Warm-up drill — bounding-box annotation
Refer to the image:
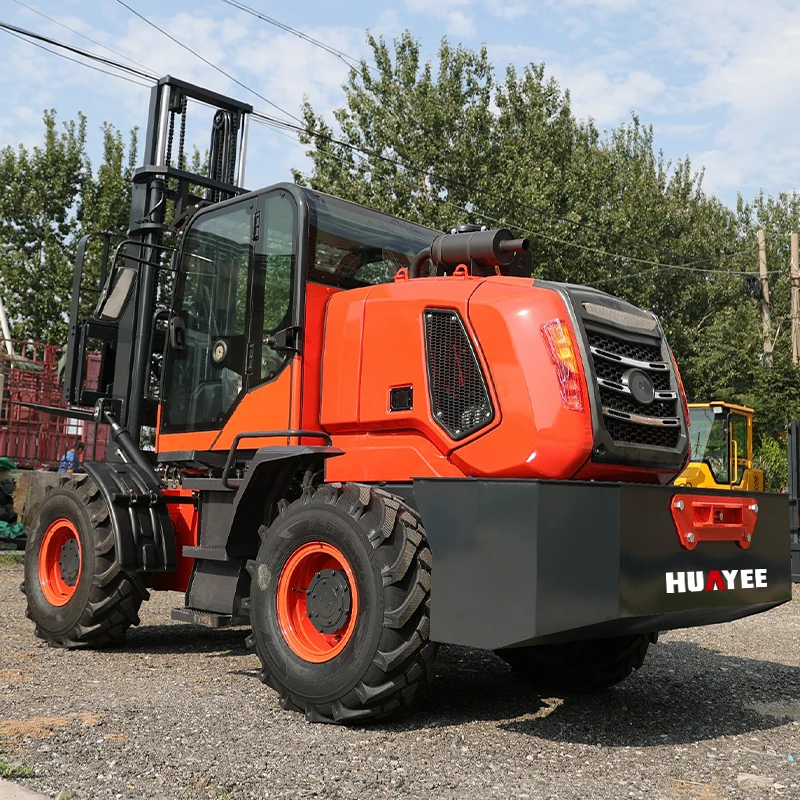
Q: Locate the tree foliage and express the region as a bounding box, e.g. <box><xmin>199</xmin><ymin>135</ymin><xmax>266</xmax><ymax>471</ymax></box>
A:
<box><xmin>0</xmin><ymin>112</ymin><xmax>137</xmax><ymax>344</ymax></box>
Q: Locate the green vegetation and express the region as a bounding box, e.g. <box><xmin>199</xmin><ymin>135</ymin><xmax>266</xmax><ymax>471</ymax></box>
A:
<box><xmin>0</xmin><ymin>735</ymin><xmax>34</xmax><ymax>779</ymax></box>
<box><xmin>0</xmin><ymin>114</ymin><xmax>138</xmax><ymax>344</ymax></box>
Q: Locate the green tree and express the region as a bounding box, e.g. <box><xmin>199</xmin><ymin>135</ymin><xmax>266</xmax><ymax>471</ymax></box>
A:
<box><xmin>0</xmin><ymin>111</ymin><xmax>88</xmax><ymax>343</ymax></box>
<box><xmin>0</xmin><ymin>113</ymin><xmax>137</xmax><ymax>344</ymax></box>
<box><xmin>293</xmin><ymin>32</ymin><xmax>494</xmax><ymax>231</ymax></box>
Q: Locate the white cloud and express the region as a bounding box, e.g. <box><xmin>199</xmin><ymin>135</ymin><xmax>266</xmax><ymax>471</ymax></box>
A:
<box><xmin>404</xmin><ymin>0</ymin><xmax>476</xmax><ymax>38</ymax></box>
<box><xmin>485</xmin><ymin>0</ymin><xmax>530</xmax><ymax>21</ymax></box>
<box><xmin>566</xmin><ymin>68</ymin><xmax>665</xmax><ymax>125</ymax></box>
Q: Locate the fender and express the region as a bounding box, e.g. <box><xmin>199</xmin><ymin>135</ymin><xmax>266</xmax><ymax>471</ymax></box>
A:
<box><xmin>82</xmin><ymin>461</ymin><xmax>176</xmax><ymax>572</ymax></box>
<box><xmin>225</xmin><ymin>445</ymin><xmax>343</xmax><ymax>559</ymax></box>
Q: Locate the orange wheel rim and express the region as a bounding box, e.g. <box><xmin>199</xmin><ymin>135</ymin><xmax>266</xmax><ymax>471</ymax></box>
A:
<box><xmin>276</xmin><ymin>542</ymin><xmax>359</xmax><ymax>663</ymax></box>
<box><xmin>38</xmin><ymin>518</ymin><xmax>82</xmax><ymax>607</ymax></box>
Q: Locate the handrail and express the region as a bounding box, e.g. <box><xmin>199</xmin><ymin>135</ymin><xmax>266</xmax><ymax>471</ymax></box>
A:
<box><xmin>221</xmin><ymin>430</ymin><xmax>333</xmax><ymax>489</ymax></box>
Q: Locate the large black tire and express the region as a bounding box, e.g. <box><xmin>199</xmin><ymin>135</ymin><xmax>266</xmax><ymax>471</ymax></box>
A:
<box><xmin>496</xmin><ymin>634</ymin><xmax>654</xmax><ymax>694</ymax></box>
<box><xmin>22</xmin><ymin>475</ymin><xmax>148</xmax><ymax>648</ymax></box>
<box><xmin>247</xmin><ymin>483</ymin><xmax>434</xmax><ymax>723</ymax></box>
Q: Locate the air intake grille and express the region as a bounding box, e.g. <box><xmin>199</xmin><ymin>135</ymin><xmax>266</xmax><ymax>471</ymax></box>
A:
<box><xmin>587</xmin><ymin>329</ymin><xmax>681</xmax><ymax>449</ymax></box>
<box><xmin>425</xmin><ymin>310</ymin><xmax>493</xmax><ymax>440</ymax></box>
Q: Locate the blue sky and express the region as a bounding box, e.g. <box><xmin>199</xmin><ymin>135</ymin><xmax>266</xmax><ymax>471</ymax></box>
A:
<box><xmin>1</xmin><ymin>0</ymin><xmax>797</xmax><ymax>209</ymax></box>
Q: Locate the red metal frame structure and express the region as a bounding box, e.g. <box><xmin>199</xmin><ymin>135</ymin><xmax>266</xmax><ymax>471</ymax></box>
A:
<box><xmin>0</xmin><ymin>339</ymin><xmax>107</xmax><ymax>468</ymax></box>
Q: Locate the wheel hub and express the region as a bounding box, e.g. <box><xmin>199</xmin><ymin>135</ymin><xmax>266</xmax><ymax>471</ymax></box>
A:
<box><xmin>59</xmin><ymin>538</ymin><xmax>80</xmax><ymax>586</ymax></box>
<box><xmin>305</xmin><ymin>569</ymin><xmax>351</xmax><ymax>634</ymax></box>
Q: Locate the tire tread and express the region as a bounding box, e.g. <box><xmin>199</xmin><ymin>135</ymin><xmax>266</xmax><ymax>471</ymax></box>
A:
<box><xmin>248</xmin><ymin>483</ymin><xmax>434</xmax><ymax>723</ymax></box>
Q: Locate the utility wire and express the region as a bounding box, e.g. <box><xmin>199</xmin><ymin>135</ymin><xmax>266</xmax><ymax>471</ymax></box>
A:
<box><xmin>10</xmin><ymin>0</ymin><xmax>158</xmax><ymax>77</ymax></box>
<box><xmin>0</xmin><ymin>20</ymin><xmax>155</xmax><ymax>81</ymax></box>
<box><xmin>13</xmin><ymin>5</ymin><xmax>754</xmax><ymax>272</ymax></box>
<box><xmin>255</xmin><ymin>116</ymin><xmax>761</xmax><ymax>279</ymax></box>
<box><xmin>257</xmin><ymin>109</ymin><xmax>762</xmax><ymax>276</ymax></box>
<box><xmin>0</xmin><ymin>26</ymin><xmax>153</xmax><ymax>87</ymax></box>
<box><xmin>219</xmin><ymin>0</ymin><xmax>371</xmax><ymax>73</ymax></box>
<box><xmin>113</xmin><ymin>0</ymin><xmax>304</xmax><ymax>125</ymax></box>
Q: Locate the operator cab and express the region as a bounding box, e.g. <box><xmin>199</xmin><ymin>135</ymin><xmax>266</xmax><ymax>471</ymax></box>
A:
<box><xmin>159</xmin><ymin>185</ymin><xmax>440</xmax><ymax>443</ymax></box>
<box><xmin>674</xmin><ymin>401</ymin><xmax>763</xmax><ymax>491</ymax></box>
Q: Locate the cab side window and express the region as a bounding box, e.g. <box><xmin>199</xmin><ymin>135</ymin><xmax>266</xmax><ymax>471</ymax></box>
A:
<box><xmin>252</xmin><ymin>193</ymin><xmax>296</xmax><ymax>383</ymax></box>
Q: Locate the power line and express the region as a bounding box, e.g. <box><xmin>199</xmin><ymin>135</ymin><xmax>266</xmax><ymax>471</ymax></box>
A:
<box><xmin>0</xmin><ymin>20</ymin><xmax>155</xmax><ymax>81</ymax></box>
<box><xmin>256</xmin><ymin>108</ymin><xmax>762</xmax><ymax>276</ymax></box>
<box><xmin>0</xmin><ymin>26</ymin><xmax>153</xmax><ymax>88</ymax></box>
<box><xmin>10</xmin><ymin>0</ymin><xmax>158</xmax><ymax>77</ymax></box>
<box><xmin>17</xmin><ymin>4</ymin><xmax>748</xmax><ymax>273</ymax></box>
<box><xmin>113</xmin><ymin>0</ymin><xmax>304</xmax><ymax>125</ymax></box>
<box><xmin>219</xmin><ymin>0</ymin><xmax>371</xmax><ymax>73</ymax></box>
<box><xmin>255</xmin><ymin>116</ymin><xmax>759</xmax><ymax>280</ymax></box>
<box><xmin>225</xmin><ymin>6</ymin><xmax>740</xmax><ymax>268</ymax></box>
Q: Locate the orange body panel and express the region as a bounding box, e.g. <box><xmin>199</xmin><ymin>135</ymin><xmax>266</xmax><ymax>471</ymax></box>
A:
<box><xmin>158</xmin><ymin>273</ymin><xmax>678</xmax><ymax>485</ymax></box>
<box><xmin>319</xmin><ymin>292</ymin><xmax>367</xmax><ymax>431</ymax></box>
<box><xmin>152</xmin><ymin>489</ymin><xmax>198</xmax><ymax>592</ymax></box>
<box><xmin>324</xmin><ymin>432</ymin><xmax>466</xmax><ymax>482</ymax></box>
<box><xmin>450</xmin><ymin>280</ymin><xmax>592</xmax><ymax>479</ymax></box>
<box><xmin>321</xmin><ymin>275</ymin><xmax>600</xmax><ymax>481</ymax></box>
<box><xmin>212</xmin><ymin>366</ymin><xmax>295</xmax><ymax>450</ymax></box>
<box><xmin>159</xmin><ymin>429</ymin><xmax>217</xmax><ymax>455</ymax></box>
<box><xmin>300</xmin><ymin>283</ymin><xmax>341</xmax><ymax>436</ymax></box>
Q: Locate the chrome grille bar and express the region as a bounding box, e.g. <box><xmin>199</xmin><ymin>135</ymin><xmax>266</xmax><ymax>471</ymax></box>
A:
<box><xmin>590</xmin><ymin>345</ymin><xmax>669</xmax><ymax>372</ymax></box>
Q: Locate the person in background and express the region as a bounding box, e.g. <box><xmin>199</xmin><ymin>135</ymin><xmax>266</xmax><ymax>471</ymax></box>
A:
<box><xmin>0</xmin><ymin>457</ymin><xmax>17</xmax><ymax>524</ymax></box>
<box><xmin>58</xmin><ymin>440</ymin><xmax>85</xmax><ymax>473</ymax></box>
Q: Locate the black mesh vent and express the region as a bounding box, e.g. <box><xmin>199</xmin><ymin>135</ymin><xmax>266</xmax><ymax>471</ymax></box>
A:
<box><xmin>425</xmin><ymin>309</ymin><xmax>493</xmax><ymax>440</ymax></box>
<box><xmin>604</xmin><ymin>417</ymin><xmax>681</xmax><ymax>448</ymax></box>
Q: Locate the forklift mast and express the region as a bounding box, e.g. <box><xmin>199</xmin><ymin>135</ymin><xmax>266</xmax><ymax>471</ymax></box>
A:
<box><xmin>63</xmin><ymin>76</ymin><xmax>253</xmax><ymax>448</ymax></box>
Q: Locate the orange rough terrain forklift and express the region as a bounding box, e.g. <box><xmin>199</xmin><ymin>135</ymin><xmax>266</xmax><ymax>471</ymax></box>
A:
<box><xmin>23</xmin><ymin>77</ymin><xmax>791</xmax><ymax>723</ymax></box>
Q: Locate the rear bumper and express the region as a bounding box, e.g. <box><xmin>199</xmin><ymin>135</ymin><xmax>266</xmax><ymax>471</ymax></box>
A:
<box><xmin>412</xmin><ymin>479</ymin><xmax>791</xmax><ymax>650</ymax></box>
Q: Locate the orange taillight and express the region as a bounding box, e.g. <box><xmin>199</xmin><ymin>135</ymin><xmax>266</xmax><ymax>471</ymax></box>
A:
<box><xmin>541</xmin><ymin>319</ymin><xmax>585</xmax><ymax>412</ymax></box>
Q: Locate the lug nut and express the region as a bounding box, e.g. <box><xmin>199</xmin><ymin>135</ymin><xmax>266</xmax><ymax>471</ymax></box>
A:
<box><xmin>686</xmin><ymin>532</ymin><xmax>695</xmax><ymax>544</ymax></box>
<box><xmin>749</xmin><ymin>503</ymin><xmax>759</xmax><ymax>513</ymax></box>
<box><xmin>675</xmin><ymin>500</ymin><xmax>684</xmax><ymax>511</ymax></box>
<box><xmin>745</xmin><ymin>533</ymin><xmax>752</xmax><ymax>542</ymax></box>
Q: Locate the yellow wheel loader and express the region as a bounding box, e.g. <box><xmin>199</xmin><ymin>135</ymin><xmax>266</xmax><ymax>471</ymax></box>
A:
<box><xmin>675</xmin><ymin>402</ymin><xmax>763</xmax><ymax>491</ymax></box>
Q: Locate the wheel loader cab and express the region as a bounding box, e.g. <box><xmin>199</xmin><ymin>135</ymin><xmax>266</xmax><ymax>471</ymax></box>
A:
<box><xmin>674</xmin><ymin>402</ymin><xmax>763</xmax><ymax>491</ymax></box>
<box><xmin>160</xmin><ymin>192</ymin><xmax>295</xmax><ymax>442</ymax></box>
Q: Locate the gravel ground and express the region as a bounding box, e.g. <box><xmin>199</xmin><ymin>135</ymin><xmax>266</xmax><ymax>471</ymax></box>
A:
<box><xmin>1</xmin><ymin>560</ymin><xmax>798</xmax><ymax>800</ymax></box>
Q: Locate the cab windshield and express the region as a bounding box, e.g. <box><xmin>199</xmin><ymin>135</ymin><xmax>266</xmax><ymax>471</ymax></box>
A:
<box><xmin>303</xmin><ymin>189</ymin><xmax>438</xmax><ymax>287</ymax></box>
<box><xmin>689</xmin><ymin>407</ymin><xmax>728</xmax><ymax>484</ymax></box>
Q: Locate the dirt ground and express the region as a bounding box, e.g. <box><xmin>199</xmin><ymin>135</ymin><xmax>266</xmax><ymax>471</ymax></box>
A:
<box><xmin>0</xmin><ymin>560</ymin><xmax>798</xmax><ymax>800</ymax></box>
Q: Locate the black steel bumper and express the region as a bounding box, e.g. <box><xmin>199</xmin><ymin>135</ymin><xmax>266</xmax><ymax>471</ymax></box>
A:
<box><xmin>412</xmin><ymin>479</ymin><xmax>791</xmax><ymax>650</ymax></box>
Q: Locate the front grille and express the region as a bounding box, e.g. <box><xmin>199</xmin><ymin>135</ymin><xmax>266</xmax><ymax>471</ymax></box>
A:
<box><xmin>587</xmin><ymin>329</ymin><xmax>681</xmax><ymax>449</ymax></box>
<box><xmin>593</xmin><ymin>355</ymin><xmax>671</xmax><ymax>390</ymax></box>
<box><xmin>425</xmin><ymin>309</ymin><xmax>493</xmax><ymax>440</ymax></box>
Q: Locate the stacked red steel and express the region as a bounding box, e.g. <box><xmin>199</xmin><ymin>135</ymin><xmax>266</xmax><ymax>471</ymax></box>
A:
<box><xmin>0</xmin><ymin>340</ymin><xmax>107</xmax><ymax>468</ymax></box>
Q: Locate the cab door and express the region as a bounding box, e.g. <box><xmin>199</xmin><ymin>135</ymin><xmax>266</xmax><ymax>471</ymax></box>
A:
<box><xmin>729</xmin><ymin>410</ymin><xmax>763</xmax><ymax>491</ymax></box>
<box><xmin>158</xmin><ymin>191</ymin><xmax>299</xmax><ymax>454</ymax></box>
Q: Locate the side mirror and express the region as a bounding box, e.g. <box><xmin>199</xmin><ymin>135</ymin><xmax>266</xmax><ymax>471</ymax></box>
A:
<box><xmin>168</xmin><ymin>315</ymin><xmax>186</xmax><ymax>352</ymax></box>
